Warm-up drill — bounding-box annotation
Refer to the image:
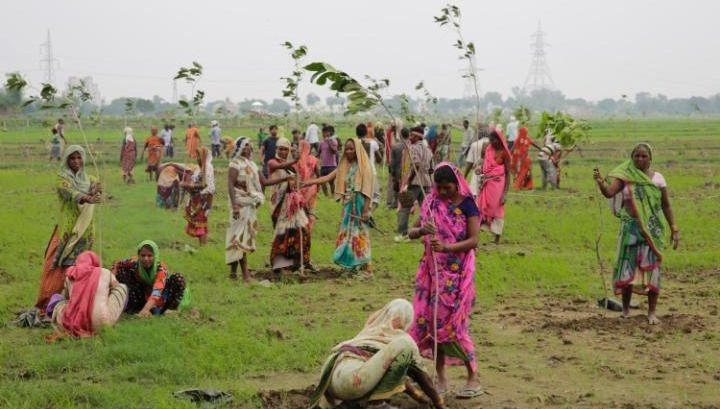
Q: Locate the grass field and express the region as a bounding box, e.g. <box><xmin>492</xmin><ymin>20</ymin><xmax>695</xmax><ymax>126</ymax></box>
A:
<box><xmin>1</xmin><ymin>118</ymin><xmax>719</xmax><ymax>408</ymax></box>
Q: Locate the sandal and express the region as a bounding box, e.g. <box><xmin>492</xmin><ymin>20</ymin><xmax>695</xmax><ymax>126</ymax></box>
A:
<box><xmin>456</xmin><ymin>386</ymin><xmax>485</xmax><ymax>399</ymax></box>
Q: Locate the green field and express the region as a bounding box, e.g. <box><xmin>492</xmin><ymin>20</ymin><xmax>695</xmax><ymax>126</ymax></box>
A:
<box><xmin>1</xmin><ymin>118</ymin><xmax>719</xmax><ymax>408</ymax></box>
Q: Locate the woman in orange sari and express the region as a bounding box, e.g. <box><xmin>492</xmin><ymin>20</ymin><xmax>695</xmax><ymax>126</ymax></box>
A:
<box><xmin>295</xmin><ymin>139</ymin><xmax>320</xmax><ymax>230</ymax></box>
<box><xmin>141</xmin><ymin>127</ymin><xmax>164</xmax><ymax>181</ymax></box>
<box><xmin>185</xmin><ymin>122</ymin><xmax>201</xmax><ymax>159</ymax></box>
<box><xmin>510</xmin><ymin>126</ymin><xmax>534</xmax><ymax>191</ymax></box>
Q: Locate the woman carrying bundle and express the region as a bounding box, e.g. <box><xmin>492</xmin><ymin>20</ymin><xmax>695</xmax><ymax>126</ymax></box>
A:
<box><xmin>408</xmin><ymin>162</ymin><xmax>482</xmax><ymax>399</ymax></box>
<box><xmin>593</xmin><ymin>143</ymin><xmax>679</xmax><ymax>324</ymax></box>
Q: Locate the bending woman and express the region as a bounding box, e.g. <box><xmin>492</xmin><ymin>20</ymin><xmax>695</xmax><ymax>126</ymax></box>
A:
<box><xmin>36</xmin><ymin>145</ymin><xmax>103</xmax><ymax>312</ymax></box>
<box><xmin>309</xmin><ymin>299</ymin><xmax>446</xmax><ymax>409</ymax></box>
<box><xmin>50</xmin><ymin>251</ymin><xmax>128</xmax><ymax>337</ymax></box>
<box><xmin>302</xmin><ymin>138</ymin><xmax>374</xmax><ymax>272</ymax></box>
<box><xmin>112</xmin><ymin>240</ymin><xmax>187</xmax><ymax>317</ymax></box>
<box><xmin>408</xmin><ymin>162</ymin><xmax>482</xmax><ymax>399</ymax></box>
<box><xmin>593</xmin><ymin>143</ymin><xmax>679</xmax><ymax>325</ymax></box>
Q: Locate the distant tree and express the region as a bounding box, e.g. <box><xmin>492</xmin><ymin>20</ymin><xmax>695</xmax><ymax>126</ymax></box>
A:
<box><xmin>134</xmin><ymin>98</ymin><xmax>155</xmax><ymax>114</ymax></box>
<box><xmin>267</xmin><ymin>98</ymin><xmax>291</xmax><ymax>114</ymax></box>
<box><xmin>306</xmin><ymin>92</ymin><xmax>321</xmax><ymax>106</ymax></box>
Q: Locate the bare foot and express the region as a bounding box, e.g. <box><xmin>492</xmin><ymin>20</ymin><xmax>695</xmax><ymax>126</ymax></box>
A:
<box><xmin>648</xmin><ymin>314</ymin><xmax>660</xmax><ymax>325</ymax></box>
<box><xmin>435</xmin><ymin>377</ymin><xmax>448</xmax><ymax>394</ymax></box>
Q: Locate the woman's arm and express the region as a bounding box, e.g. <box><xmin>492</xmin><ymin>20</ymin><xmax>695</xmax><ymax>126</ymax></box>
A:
<box><xmin>660</xmin><ymin>187</ymin><xmax>679</xmax><ymax>249</ymax></box>
<box><xmin>407</xmin><ymin>366</ymin><xmax>446</xmax><ymax>409</ymax></box>
<box><xmin>303</xmin><ymin>169</ymin><xmax>337</xmax><ymax>187</ymax></box>
<box><xmin>593</xmin><ymin>168</ymin><xmax>624</xmax><ymax>198</ymax></box>
<box><xmin>271</xmin><ymin>158</ymin><xmax>299</xmax><ymax>171</ymax></box>
<box><xmin>259</xmin><ymin>172</ymin><xmax>292</xmax><ymax>187</ymax></box>
<box><xmin>409</xmin><ymin>218</ymin><xmax>436</xmax><ymax>240</ymax></box>
<box><xmin>502</xmin><ymin>155</ymin><xmax>510</xmax><ymax>203</ymax></box>
<box><xmin>433</xmin><ymin>215</ymin><xmax>480</xmax><ymax>253</ymax></box>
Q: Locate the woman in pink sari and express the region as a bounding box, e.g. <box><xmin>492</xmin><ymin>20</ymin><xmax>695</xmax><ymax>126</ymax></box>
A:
<box><xmin>476</xmin><ymin>129</ymin><xmax>511</xmax><ymax>244</ymax></box>
<box><xmin>294</xmin><ymin>139</ymin><xmax>320</xmax><ymax>230</ymax></box>
<box><xmin>408</xmin><ymin>162</ymin><xmax>482</xmax><ymax>399</ymax></box>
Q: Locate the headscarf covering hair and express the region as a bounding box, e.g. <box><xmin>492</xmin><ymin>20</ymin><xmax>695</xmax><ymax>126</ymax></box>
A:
<box><xmin>631</xmin><ymin>143</ymin><xmax>653</xmax><ymax>160</ymax></box>
<box><xmin>136</xmin><ymin>240</ymin><xmax>160</xmax><ymax>286</ymax></box>
<box><xmin>331</xmin><ymin>298</ymin><xmax>418</xmax><ymax>353</ymax></box>
<box><xmin>62</xmin><ymin>251</ymin><xmax>102</xmax><ymax>337</ymax></box>
<box><xmin>231</xmin><ymin>137</ymin><xmax>250</xmax><ymax>161</ymax></box>
<box><xmin>490</xmin><ymin>127</ymin><xmax>511</xmax><ymax>158</ymax></box>
<box><xmin>275</xmin><ymin>137</ymin><xmax>291</xmax><ymax>160</ymax></box>
<box><xmin>334</xmin><ymin>137</ymin><xmax>374</xmax><ymax>200</ymax></box>
<box><xmin>123</xmin><ymin>127</ymin><xmax>134</xmax><ymax>143</ymax></box>
<box><xmin>60</xmin><ymin>145</ymin><xmax>92</xmax><ymax>194</ymax></box>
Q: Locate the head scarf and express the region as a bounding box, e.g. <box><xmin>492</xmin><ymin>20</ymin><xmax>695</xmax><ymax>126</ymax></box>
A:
<box><xmin>275</xmin><ymin>137</ymin><xmax>291</xmax><ymax>160</ymax></box>
<box><xmin>490</xmin><ymin>127</ymin><xmax>511</xmax><ymax>158</ymax></box>
<box><xmin>60</xmin><ymin>145</ymin><xmax>92</xmax><ymax>194</ymax></box>
<box><xmin>123</xmin><ymin>127</ymin><xmax>134</xmax><ymax>143</ymax></box>
<box><xmin>332</xmin><ymin>298</ymin><xmax>418</xmax><ymax>353</ymax></box>
<box><xmin>231</xmin><ymin>137</ymin><xmax>251</xmax><ymax>161</ymax></box>
<box><xmin>136</xmin><ymin>240</ymin><xmax>160</xmax><ymax>286</ymax></box>
<box><xmin>631</xmin><ymin>143</ymin><xmax>653</xmax><ymax>160</ymax></box>
<box><xmin>334</xmin><ymin>137</ymin><xmax>374</xmax><ymax>200</ymax></box>
<box><xmin>422</xmin><ymin>162</ymin><xmax>473</xmax><ymax>222</ymax></box>
<box><xmin>62</xmin><ymin>251</ymin><xmax>102</xmax><ymax>337</ymax></box>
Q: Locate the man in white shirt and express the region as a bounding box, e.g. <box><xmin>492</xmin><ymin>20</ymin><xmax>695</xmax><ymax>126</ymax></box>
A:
<box><xmin>537</xmin><ymin>129</ymin><xmax>561</xmax><ymax>189</ymax></box>
<box><xmin>209</xmin><ymin>120</ymin><xmax>222</xmax><ymax>158</ymax></box>
<box><xmin>457</xmin><ymin>119</ymin><xmax>475</xmax><ymax>165</ymax></box>
<box><xmin>305</xmin><ymin>121</ymin><xmax>320</xmax><ymax>154</ymax></box>
<box><xmin>506</xmin><ymin>116</ymin><xmax>519</xmax><ymax>150</ymax></box>
<box><xmin>161</xmin><ymin>124</ymin><xmax>174</xmax><ymax>158</ymax></box>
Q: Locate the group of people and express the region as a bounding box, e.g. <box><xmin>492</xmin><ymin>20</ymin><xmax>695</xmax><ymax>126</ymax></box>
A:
<box><xmin>30</xmin><ymin>117</ymin><xmax>680</xmax><ymax>408</ymax></box>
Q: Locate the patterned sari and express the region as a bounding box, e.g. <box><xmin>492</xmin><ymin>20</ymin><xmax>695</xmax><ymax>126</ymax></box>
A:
<box><xmin>156</xmin><ymin>163</ymin><xmax>195</xmax><ymax>209</ymax></box>
<box><xmin>184</xmin><ymin>149</ymin><xmax>214</xmax><ymax>238</ymax></box>
<box><xmin>410</xmin><ymin>162</ymin><xmax>478</xmax><ymax>372</ymax></box>
<box><xmin>609</xmin><ymin>160</ymin><xmax>666</xmax><ymax>295</ymax></box>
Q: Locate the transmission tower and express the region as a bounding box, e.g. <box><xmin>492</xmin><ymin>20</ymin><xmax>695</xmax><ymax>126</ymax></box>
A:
<box><xmin>458</xmin><ymin>55</ymin><xmax>484</xmax><ymax>99</ymax></box>
<box><xmin>523</xmin><ymin>21</ymin><xmax>555</xmax><ymax>92</ymax></box>
<box><xmin>40</xmin><ymin>30</ymin><xmax>59</xmax><ymax>86</ymax></box>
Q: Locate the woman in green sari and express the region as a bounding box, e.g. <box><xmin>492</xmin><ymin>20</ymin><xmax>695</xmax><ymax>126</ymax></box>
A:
<box><xmin>593</xmin><ymin>143</ymin><xmax>679</xmax><ymax>324</ymax></box>
<box><xmin>36</xmin><ymin>145</ymin><xmax>103</xmax><ymax>312</ymax></box>
<box><xmin>309</xmin><ymin>299</ymin><xmax>445</xmax><ymax>409</ymax></box>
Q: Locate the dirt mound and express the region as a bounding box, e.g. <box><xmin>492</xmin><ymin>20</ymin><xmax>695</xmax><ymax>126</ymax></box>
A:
<box><xmin>540</xmin><ymin>313</ymin><xmax>705</xmax><ymax>335</ymax></box>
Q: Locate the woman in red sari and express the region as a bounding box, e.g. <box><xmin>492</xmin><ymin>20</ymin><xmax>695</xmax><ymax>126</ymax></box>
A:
<box><xmin>510</xmin><ymin>126</ymin><xmax>534</xmax><ymax>190</ymax></box>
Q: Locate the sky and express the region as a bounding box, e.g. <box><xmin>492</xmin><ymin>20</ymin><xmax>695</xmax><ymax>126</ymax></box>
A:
<box><xmin>1</xmin><ymin>0</ymin><xmax>719</xmax><ymax>104</ymax></box>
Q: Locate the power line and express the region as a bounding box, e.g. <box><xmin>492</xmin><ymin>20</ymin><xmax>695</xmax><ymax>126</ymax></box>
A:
<box><xmin>39</xmin><ymin>30</ymin><xmax>59</xmax><ymax>86</ymax></box>
<box><xmin>523</xmin><ymin>21</ymin><xmax>555</xmax><ymax>92</ymax></box>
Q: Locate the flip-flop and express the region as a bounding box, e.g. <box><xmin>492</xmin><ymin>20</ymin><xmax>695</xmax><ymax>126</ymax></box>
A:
<box><xmin>456</xmin><ymin>386</ymin><xmax>485</xmax><ymax>399</ymax></box>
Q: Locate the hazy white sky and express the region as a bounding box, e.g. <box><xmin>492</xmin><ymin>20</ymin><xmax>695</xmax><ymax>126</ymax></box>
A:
<box><xmin>1</xmin><ymin>0</ymin><xmax>719</xmax><ymax>103</ymax></box>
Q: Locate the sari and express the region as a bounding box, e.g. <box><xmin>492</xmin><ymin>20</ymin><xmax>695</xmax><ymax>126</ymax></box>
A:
<box><xmin>310</xmin><ymin>299</ymin><xmax>426</xmax><ymax>408</ymax></box>
<box><xmin>477</xmin><ymin>130</ymin><xmax>510</xmax><ymax>235</ymax></box>
<box><xmin>185</xmin><ymin>126</ymin><xmax>201</xmax><ymax>159</ymax></box>
<box><xmin>410</xmin><ymin>162</ymin><xmax>478</xmax><ymax>373</ymax></box>
<box><xmin>608</xmin><ymin>157</ymin><xmax>666</xmax><ymax>295</ymax></box>
<box><xmin>333</xmin><ymin>138</ymin><xmax>373</xmax><ymax>269</ymax></box>
<box><xmin>120</xmin><ymin>128</ymin><xmax>136</xmax><ymax>176</ymax></box>
<box><xmin>185</xmin><ymin>148</ymin><xmax>215</xmax><ymax>238</ymax></box>
<box><xmin>36</xmin><ymin>145</ymin><xmax>96</xmax><ymax>311</ymax></box>
<box><xmin>269</xmin><ymin>138</ymin><xmax>311</xmax><ymax>269</ymax></box>
<box><xmin>226</xmin><ymin>138</ymin><xmax>265</xmax><ymax>264</ymax></box>
<box><xmin>295</xmin><ymin>139</ymin><xmax>319</xmax><ymax>229</ymax></box>
<box><xmin>510</xmin><ymin>127</ymin><xmax>534</xmax><ymax>190</ymax></box>
<box><xmin>145</xmin><ymin>133</ymin><xmax>164</xmax><ymax>170</ymax></box>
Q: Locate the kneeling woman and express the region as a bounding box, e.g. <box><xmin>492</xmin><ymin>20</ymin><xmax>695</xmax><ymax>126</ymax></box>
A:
<box><xmin>50</xmin><ymin>251</ymin><xmax>128</xmax><ymax>337</ymax></box>
<box><xmin>309</xmin><ymin>299</ymin><xmax>446</xmax><ymax>409</ymax></box>
<box><xmin>112</xmin><ymin>240</ymin><xmax>187</xmax><ymax>317</ymax></box>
